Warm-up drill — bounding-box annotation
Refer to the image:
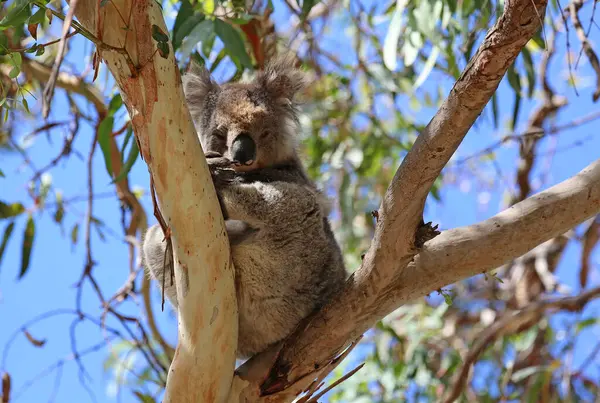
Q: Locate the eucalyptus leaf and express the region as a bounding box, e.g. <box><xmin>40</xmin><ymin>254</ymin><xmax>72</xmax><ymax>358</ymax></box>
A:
<box><xmin>383</xmin><ymin>0</ymin><xmax>407</xmax><ymax>71</ymax></box>
<box><xmin>111</xmin><ymin>140</ymin><xmax>139</xmax><ymax>184</ymax></box>
<box><xmin>0</xmin><ymin>1</ymin><xmax>32</xmax><ymax>30</ymax></box>
<box><xmin>98</xmin><ymin>116</ymin><xmax>114</xmax><ymax>179</ymax></box>
<box><xmin>19</xmin><ymin>214</ymin><xmax>35</xmax><ymax>279</ymax></box>
<box><xmin>413</xmin><ymin>46</ymin><xmax>440</xmax><ymax>90</ymax></box>
<box><xmin>0</xmin><ymin>221</ymin><xmax>15</xmax><ymax>269</ymax></box>
<box><xmin>214</xmin><ymin>19</ymin><xmax>252</xmax><ymax>68</ymax></box>
<box><xmin>0</xmin><ymin>202</ymin><xmax>25</xmax><ymax>219</ymax></box>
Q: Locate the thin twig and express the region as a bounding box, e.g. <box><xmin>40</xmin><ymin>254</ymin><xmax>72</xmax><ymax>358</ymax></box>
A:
<box><xmin>452</xmin><ymin>110</ymin><xmax>600</xmax><ymax>166</ymax></box>
<box><xmin>306</xmin><ymin>363</ymin><xmax>365</xmax><ymax>403</ymax></box>
<box><xmin>42</xmin><ymin>0</ymin><xmax>79</xmax><ymax>118</ymax></box>
<box><xmin>443</xmin><ymin>287</ymin><xmax>600</xmax><ymax>403</ymax></box>
<box><xmin>569</xmin><ymin>0</ymin><xmax>600</xmax><ymax>101</ymax></box>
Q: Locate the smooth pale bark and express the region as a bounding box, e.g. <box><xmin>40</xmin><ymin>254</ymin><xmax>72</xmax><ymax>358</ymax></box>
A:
<box><xmin>72</xmin><ymin>1</ymin><xmax>237</xmax><ymax>402</ymax></box>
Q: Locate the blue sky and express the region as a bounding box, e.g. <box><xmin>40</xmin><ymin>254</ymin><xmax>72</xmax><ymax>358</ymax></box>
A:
<box><xmin>1</xmin><ymin>0</ymin><xmax>599</xmax><ymax>402</ymax></box>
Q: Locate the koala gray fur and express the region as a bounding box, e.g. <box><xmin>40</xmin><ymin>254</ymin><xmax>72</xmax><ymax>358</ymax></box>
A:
<box><xmin>141</xmin><ymin>57</ymin><xmax>347</xmax><ymax>359</ymax></box>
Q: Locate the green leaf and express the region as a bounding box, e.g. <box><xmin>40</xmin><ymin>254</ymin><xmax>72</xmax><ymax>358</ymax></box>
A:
<box><xmin>157</xmin><ymin>41</ymin><xmax>170</xmax><ymax>58</ymax></box>
<box><xmin>214</xmin><ymin>19</ymin><xmax>252</xmax><ymax>68</ymax></box>
<box><xmin>35</xmin><ymin>46</ymin><xmax>45</xmax><ymax>56</ymax></box>
<box><xmin>0</xmin><ymin>168</ymin><xmax>4</xmax><ymax>177</ymax></box>
<box><xmin>53</xmin><ymin>205</ymin><xmax>64</xmax><ymax>224</ymax></box>
<box><xmin>0</xmin><ymin>1</ymin><xmax>32</xmax><ymax>30</ymax></box>
<box><xmin>111</xmin><ymin>139</ymin><xmax>139</xmax><ymax>184</ymax></box>
<box><xmin>203</xmin><ymin>0</ymin><xmax>215</xmax><ymax>14</ymax></box>
<box><xmin>151</xmin><ymin>24</ymin><xmax>169</xmax><ymax>43</ymax></box>
<box><xmin>511</xmin><ymin>92</ymin><xmax>521</xmax><ymax>131</ymax></box>
<box><xmin>521</xmin><ymin>47</ymin><xmax>536</xmax><ymax>98</ymax></box>
<box><xmin>22</xmin><ymin>97</ymin><xmax>29</xmax><ymax>113</ymax></box>
<box><xmin>172</xmin><ymin>0</ymin><xmax>192</xmax><ymax>36</ymax></box>
<box><xmin>24</xmin><ymin>44</ymin><xmax>38</xmax><ymax>53</ymax></box>
<box><xmin>180</xmin><ymin>19</ymin><xmax>214</xmax><ymax>60</ymax></box>
<box><xmin>100</xmin><ymin>0</ymin><xmax>109</xmax><ymax>6</ymax></box>
<box><xmin>0</xmin><ymin>221</ymin><xmax>15</xmax><ymax>269</ymax></box>
<box><xmin>93</xmin><ymin>219</ymin><xmax>106</xmax><ymax>242</ymax></box>
<box><xmin>447</xmin><ymin>0</ymin><xmax>457</xmax><ymax>13</ymax></box>
<box><xmin>511</xmin><ymin>366</ymin><xmax>545</xmax><ymax>382</ymax></box>
<box><xmin>8</xmin><ymin>66</ymin><xmax>20</xmax><ymax>79</ymax></box>
<box><xmin>108</xmin><ymin>93</ymin><xmax>123</xmax><ymax>115</ymax></box>
<box><xmin>172</xmin><ymin>0</ymin><xmax>205</xmax><ymax>50</ymax></box>
<box><xmin>174</xmin><ymin>14</ymin><xmax>206</xmax><ymax>51</ymax></box>
<box><xmin>383</xmin><ymin>0</ymin><xmax>406</xmax><ymax>71</ymax></box>
<box><xmin>228</xmin><ymin>16</ymin><xmax>253</xmax><ymax>25</ymax></box>
<box><xmin>12</xmin><ymin>52</ymin><xmax>22</xmax><ymax>67</ymax></box>
<box><xmin>576</xmin><ymin>317</ymin><xmax>599</xmax><ymax>333</ymax></box>
<box><xmin>507</xmin><ymin>66</ymin><xmax>522</xmax><ymax>130</ymax></box>
<box><xmin>98</xmin><ymin>116</ymin><xmax>114</xmax><ymax>179</ymax></box>
<box><xmin>19</xmin><ymin>214</ymin><xmax>35</xmax><ymax>279</ymax></box>
<box><xmin>71</xmin><ymin>223</ymin><xmax>79</xmax><ymax>247</ymax></box>
<box><xmin>301</xmin><ymin>0</ymin><xmax>317</xmax><ymax>19</ymax></box>
<box><xmin>491</xmin><ymin>92</ymin><xmax>499</xmax><ymax>129</ymax></box>
<box><xmin>0</xmin><ymin>201</ymin><xmax>25</xmax><ymax>219</ymax></box>
<box><xmin>506</xmin><ymin>65</ymin><xmax>521</xmax><ymax>93</ymax></box>
<box><xmin>28</xmin><ymin>6</ymin><xmax>46</xmax><ymax>24</ymax></box>
<box><xmin>53</xmin><ymin>191</ymin><xmax>64</xmax><ymax>224</ymax></box>
<box><xmin>403</xmin><ymin>38</ymin><xmax>419</xmax><ymax>68</ymax></box>
<box><xmin>531</xmin><ymin>28</ymin><xmax>545</xmax><ymax>49</ymax></box>
<box><xmin>120</xmin><ymin>126</ymin><xmax>134</xmax><ymax>157</ymax></box>
<box><xmin>413</xmin><ymin>46</ymin><xmax>440</xmax><ymax>90</ymax></box>
<box><xmin>133</xmin><ymin>391</ymin><xmax>156</xmax><ymax>403</ymax></box>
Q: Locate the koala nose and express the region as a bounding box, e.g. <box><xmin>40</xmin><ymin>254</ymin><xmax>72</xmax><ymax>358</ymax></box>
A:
<box><xmin>231</xmin><ymin>133</ymin><xmax>256</xmax><ymax>166</ymax></box>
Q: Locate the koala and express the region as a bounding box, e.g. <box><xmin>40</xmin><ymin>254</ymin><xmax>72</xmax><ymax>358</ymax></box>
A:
<box><xmin>142</xmin><ymin>57</ymin><xmax>347</xmax><ymax>359</ymax></box>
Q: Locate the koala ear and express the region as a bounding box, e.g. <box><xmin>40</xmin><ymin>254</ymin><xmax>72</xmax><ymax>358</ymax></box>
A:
<box><xmin>256</xmin><ymin>56</ymin><xmax>307</xmax><ymax>105</ymax></box>
<box><xmin>182</xmin><ymin>61</ymin><xmax>219</xmax><ymax>108</ymax></box>
<box><xmin>182</xmin><ymin>61</ymin><xmax>219</xmax><ymax>126</ymax></box>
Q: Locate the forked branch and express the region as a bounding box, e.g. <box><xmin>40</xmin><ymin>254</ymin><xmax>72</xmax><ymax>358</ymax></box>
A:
<box><xmin>233</xmin><ymin>0</ymin><xmax>554</xmax><ymax>399</ymax></box>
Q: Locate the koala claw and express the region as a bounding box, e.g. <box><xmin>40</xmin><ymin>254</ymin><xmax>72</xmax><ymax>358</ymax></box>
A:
<box><xmin>211</xmin><ymin>166</ymin><xmax>236</xmax><ymax>188</ymax></box>
<box><xmin>204</xmin><ymin>151</ymin><xmax>222</xmax><ymax>159</ymax></box>
<box><xmin>207</xmin><ymin>156</ymin><xmax>233</xmax><ymax>169</ymax></box>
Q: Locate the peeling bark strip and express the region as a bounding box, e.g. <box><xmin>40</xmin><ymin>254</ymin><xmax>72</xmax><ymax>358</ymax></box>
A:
<box><xmin>233</xmin><ymin>0</ymin><xmax>549</xmax><ymax>399</ymax></box>
<box><xmin>72</xmin><ymin>1</ymin><xmax>238</xmax><ymax>402</ymax></box>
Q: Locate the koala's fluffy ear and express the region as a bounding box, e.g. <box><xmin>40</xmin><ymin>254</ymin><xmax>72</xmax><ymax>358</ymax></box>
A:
<box><xmin>256</xmin><ymin>56</ymin><xmax>307</xmax><ymax>106</ymax></box>
<box><xmin>182</xmin><ymin>61</ymin><xmax>219</xmax><ymax>122</ymax></box>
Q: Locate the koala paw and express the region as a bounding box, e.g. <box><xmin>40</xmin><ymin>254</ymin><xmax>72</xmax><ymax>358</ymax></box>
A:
<box><xmin>206</xmin><ymin>153</ymin><xmax>233</xmax><ymax>168</ymax></box>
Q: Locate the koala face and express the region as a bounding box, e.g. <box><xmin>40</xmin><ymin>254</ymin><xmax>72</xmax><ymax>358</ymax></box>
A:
<box><xmin>183</xmin><ymin>57</ymin><xmax>307</xmax><ymax>172</ymax></box>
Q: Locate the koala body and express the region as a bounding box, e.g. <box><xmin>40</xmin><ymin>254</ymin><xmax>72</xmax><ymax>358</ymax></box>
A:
<box><xmin>142</xmin><ymin>58</ymin><xmax>347</xmax><ymax>359</ymax></box>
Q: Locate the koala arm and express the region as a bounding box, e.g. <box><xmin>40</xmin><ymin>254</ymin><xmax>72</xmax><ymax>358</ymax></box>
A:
<box><xmin>142</xmin><ymin>218</ymin><xmax>256</xmax><ymax>311</ymax></box>
<box><xmin>233</xmin><ymin>165</ymin><xmax>310</xmax><ymax>186</ymax></box>
<box><xmin>218</xmin><ymin>180</ymin><xmax>323</xmax><ymax>230</ymax></box>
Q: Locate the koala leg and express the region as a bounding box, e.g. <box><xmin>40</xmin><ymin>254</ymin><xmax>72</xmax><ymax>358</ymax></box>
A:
<box><xmin>142</xmin><ymin>224</ymin><xmax>179</xmax><ymax>310</ymax></box>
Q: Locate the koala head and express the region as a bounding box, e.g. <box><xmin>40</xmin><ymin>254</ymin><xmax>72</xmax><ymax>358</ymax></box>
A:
<box><xmin>182</xmin><ymin>57</ymin><xmax>307</xmax><ymax>172</ymax></box>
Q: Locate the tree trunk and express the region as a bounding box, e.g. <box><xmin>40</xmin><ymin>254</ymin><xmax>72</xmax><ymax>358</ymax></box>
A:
<box><xmin>72</xmin><ymin>1</ymin><xmax>238</xmax><ymax>402</ymax></box>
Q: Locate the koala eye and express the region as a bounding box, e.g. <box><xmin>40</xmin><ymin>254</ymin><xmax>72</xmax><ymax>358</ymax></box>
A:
<box><xmin>260</xmin><ymin>130</ymin><xmax>272</xmax><ymax>139</ymax></box>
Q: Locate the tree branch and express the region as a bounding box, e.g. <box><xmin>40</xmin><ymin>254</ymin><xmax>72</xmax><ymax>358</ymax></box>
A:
<box><xmin>443</xmin><ymin>286</ymin><xmax>600</xmax><ymax>403</ymax></box>
<box><xmin>232</xmin><ymin>0</ymin><xmax>550</xmax><ymax>399</ymax></box>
